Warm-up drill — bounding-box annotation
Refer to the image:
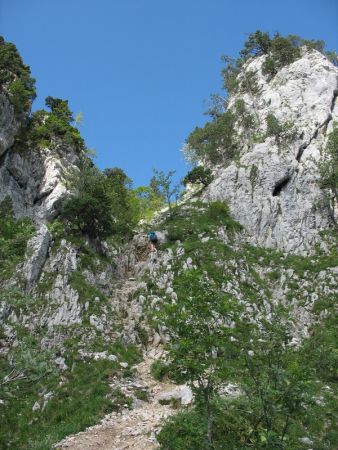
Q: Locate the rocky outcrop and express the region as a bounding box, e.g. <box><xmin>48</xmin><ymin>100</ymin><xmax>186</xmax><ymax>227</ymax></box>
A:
<box><xmin>204</xmin><ymin>49</ymin><xmax>338</xmax><ymax>253</ymax></box>
<box><xmin>22</xmin><ymin>224</ymin><xmax>51</xmax><ymax>291</ymax></box>
<box><xmin>0</xmin><ymin>92</ymin><xmax>21</xmax><ymax>156</ymax></box>
<box><xmin>0</xmin><ymin>144</ymin><xmax>80</xmax><ymax>221</ymax></box>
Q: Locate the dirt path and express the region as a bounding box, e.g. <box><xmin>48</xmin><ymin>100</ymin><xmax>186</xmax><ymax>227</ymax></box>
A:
<box><xmin>55</xmin><ymin>352</ymin><xmax>180</xmax><ymax>450</ymax></box>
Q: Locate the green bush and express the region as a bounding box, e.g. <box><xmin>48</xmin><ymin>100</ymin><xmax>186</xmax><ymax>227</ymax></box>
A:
<box><xmin>28</xmin><ymin>97</ymin><xmax>85</xmax><ymax>153</ymax></box>
<box><xmin>158</xmin><ymin>409</ymin><xmax>210</xmax><ymax>450</ymax></box>
<box><xmin>265</xmin><ymin>113</ymin><xmax>297</xmax><ymax>145</ymax></box>
<box><xmin>186</xmin><ymin>111</ymin><xmax>237</xmax><ymax>165</ymax></box>
<box><xmin>150</xmin><ymin>360</ymin><xmax>171</xmax><ymax>381</ymax></box>
<box><xmin>234</xmin><ymin>99</ymin><xmax>256</xmax><ymax>131</ymax></box>
<box><xmin>0</xmin><ymin>36</ymin><xmax>36</xmax><ymax>115</ymax></box>
<box><xmin>60</xmin><ymin>164</ymin><xmax>135</xmax><ymax>240</ymax></box>
<box><xmin>183</xmin><ymin>166</ymin><xmax>213</xmax><ymax>187</ymax></box>
<box><xmin>262</xmin><ymin>34</ymin><xmax>301</xmax><ymax>77</ymax></box>
<box><xmin>0</xmin><ymin>197</ymin><xmax>34</xmax><ymax>281</ymax></box>
<box><xmin>164</xmin><ymin>201</ymin><xmax>241</xmax><ymax>244</ymax></box>
<box><xmin>221</xmin><ymin>56</ymin><xmax>242</xmax><ymax>95</ymax></box>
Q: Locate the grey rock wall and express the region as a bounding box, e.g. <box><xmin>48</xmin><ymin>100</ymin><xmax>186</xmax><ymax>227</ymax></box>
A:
<box><xmin>203</xmin><ymin>50</ymin><xmax>338</xmax><ymax>253</ymax></box>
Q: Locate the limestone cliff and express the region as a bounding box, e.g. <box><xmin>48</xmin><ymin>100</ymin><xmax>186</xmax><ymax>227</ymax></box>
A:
<box><xmin>203</xmin><ymin>49</ymin><xmax>338</xmax><ymax>253</ymax></box>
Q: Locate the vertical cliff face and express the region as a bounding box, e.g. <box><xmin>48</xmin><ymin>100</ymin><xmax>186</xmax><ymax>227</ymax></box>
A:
<box><xmin>203</xmin><ymin>49</ymin><xmax>338</xmax><ymax>253</ymax></box>
<box><xmin>0</xmin><ymin>92</ymin><xmax>22</xmax><ymax>156</ymax></box>
<box><xmin>0</xmin><ymin>131</ymin><xmax>81</xmax><ymax>222</ymax></box>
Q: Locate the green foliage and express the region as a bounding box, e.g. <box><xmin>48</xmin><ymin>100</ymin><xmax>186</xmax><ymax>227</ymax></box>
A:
<box><xmin>0</xmin><ymin>197</ymin><xmax>35</xmax><ymax>281</ymax></box>
<box><xmin>164</xmin><ymin>201</ymin><xmax>241</xmax><ymax>244</ymax></box>
<box><xmin>150</xmin><ymin>169</ymin><xmax>181</xmax><ymax>214</ymax></box>
<box><xmin>150</xmin><ymin>360</ymin><xmax>171</xmax><ymax>381</ymax></box>
<box><xmin>45</xmin><ymin>96</ymin><xmax>74</xmax><ymax>122</ymax></box>
<box><xmin>0</xmin><ymin>323</ymin><xmax>141</xmax><ymax>450</ymax></box>
<box><xmin>186</xmin><ymin>31</ymin><xmax>335</xmax><ymax>167</ymax></box>
<box><xmin>0</xmin><ymin>36</ymin><xmax>36</xmax><ymax>115</ymax></box>
<box><xmin>320</xmin><ymin>122</ymin><xmax>338</xmax><ymax>223</ymax></box>
<box><xmin>28</xmin><ymin>97</ymin><xmax>85</xmax><ymax>153</ymax></box>
<box><xmin>240</xmin><ymin>31</ymin><xmax>329</xmax><ymax>78</ymax></box>
<box><xmin>240</xmin><ymin>30</ymin><xmax>272</xmax><ymax>58</ymax></box>
<box><xmin>265</xmin><ymin>113</ymin><xmax>297</xmax><ymax>145</ymax></box>
<box><xmin>326</xmin><ymin>51</ymin><xmax>338</xmax><ymax>67</ymax></box>
<box><xmin>152</xmin><ymin>212</ymin><xmax>338</xmax><ymax>449</ymax></box>
<box><xmin>220</xmin><ymin>56</ymin><xmax>242</xmax><ymax>95</ymax></box>
<box><xmin>0</xmin><ymin>358</ymin><xmax>118</xmax><ymax>449</ymax></box>
<box><xmin>183</xmin><ymin>166</ymin><xmax>213</xmax><ymax>187</ymax></box>
<box><xmin>158</xmin><ymin>409</ymin><xmax>210</xmax><ymax>450</ymax></box>
<box><xmin>60</xmin><ymin>164</ymin><xmax>135</xmax><ymax>240</ymax></box>
<box><xmin>130</xmin><ymin>185</ymin><xmax>164</xmax><ymax>222</ymax></box>
<box><xmin>158</xmin><ymin>298</ymin><xmax>337</xmax><ymax>449</ymax></box>
<box><xmin>234</xmin><ymin>99</ymin><xmax>256</xmax><ymax>131</ymax></box>
<box><xmin>186</xmin><ymin>111</ymin><xmax>237</xmax><ymax>165</ymax></box>
<box><xmin>262</xmin><ymin>34</ymin><xmax>301</xmax><ymax>77</ymax></box>
<box><xmin>204</xmin><ymin>93</ymin><xmax>228</xmax><ymax>119</ymax></box>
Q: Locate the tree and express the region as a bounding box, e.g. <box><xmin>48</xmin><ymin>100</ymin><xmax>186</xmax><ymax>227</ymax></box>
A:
<box><xmin>130</xmin><ymin>185</ymin><xmax>164</xmax><ymax>222</ymax></box>
<box><xmin>28</xmin><ymin>97</ymin><xmax>85</xmax><ymax>153</ymax></box>
<box><xmin>61</xmin><ymin>166</ymin><xmax>115</xmax><ymax>239</ymax></box>
<box><xmin>159</xmin><ymin>269</ymin><xmax>246</xmax><ymax>444</ymax></box>
<box><xmin>240</xmin><ymin>30</ymin><xmax>271</xmax><ymax>58</ymax></box>
<box><xmin>186</xmin><ymin>111</ymin><xmax>237</xmax><ymax>165</ymax></box>
<box><xmin>183</xmin><ymin>166</ymin><xmax>213</xmax><ymax>188</ymax></box>
<box><xmin>221</xmin><ymin>56</ymin><xmax>241</xmax><ymax>95</ymax></box>
<box><xmin>0</xmin><ymin>36</ymin><xmax>36</xmax><ymax>114</ymax></box>
<box><xmin>151</xmin><ymin>169</ymin><xmax>181</xmax><ymax>215</ymax></box>
<box><xmin>262</xmin><ymin>34</ymin><xmax>301</xmax><ymax>77</ymax></box>
<box><xmin>265</xmin><ymin>113</ymin><xmax>297</xmax><ymax>145</ymax></box>
<box><xmin>45</xmin><ymin>96</ymin><xmax>74</xmax><ymax>123</ymax></box>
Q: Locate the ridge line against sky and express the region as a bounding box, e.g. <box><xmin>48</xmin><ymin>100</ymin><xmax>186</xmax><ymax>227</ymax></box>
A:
<box><xmin>1</xmin><ymin>0</ymin><xmax>337</xmax><ymax>186</ymax></box>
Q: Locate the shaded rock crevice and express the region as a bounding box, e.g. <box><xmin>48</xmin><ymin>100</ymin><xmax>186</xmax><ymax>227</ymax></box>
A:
<box><xmin>272</xmin><ymin>174</ymin><xmax>292</xmax><ymax>197</ymax></box>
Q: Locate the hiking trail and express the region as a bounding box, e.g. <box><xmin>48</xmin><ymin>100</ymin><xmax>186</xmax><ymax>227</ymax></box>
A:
<box><xmin>55</xmin><ymin>352</ymin><xmax>180</xmax><ymax>450</ymax></box>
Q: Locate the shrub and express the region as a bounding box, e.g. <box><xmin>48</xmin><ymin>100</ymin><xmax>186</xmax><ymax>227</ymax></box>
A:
<box><xmin>130</xmin><ymin>185</ymin><xmax>164</xmax><ymax>222</ymax></box>
<box><xmin>158</xmin><ymin>409</ymin><xmax>210</xmax><ymax>450</ymax></box>
<box><xmin>234</xmin><ymin>99</ymin><xmax>256</xmax><ymax>131</ymax></box>
<box><xmin>186</xmin><ymin>111</ymin><xmax>237</xmax><ymax>165</ymax></box>
<box><xmin>150</xmin><ymin>360</ymin><xmax>171</xmax><ymax>381</ymax></box>
<box><xmin>221</xmin><ymin>56</ymin><xmax>242</xmax><ymax>95</ymax></box>
<box><xmin>150</xmin><ymin>169</ymin><xmax>181</xmax><ymax>215</ymax></box>
<box><xmin>0</xmin><ymin>197</ymin><xmax>34</xmax><ymax>281</ymax></box>
<box><xmin>262</xmin><ymin>34</ymin><xmax>301</xmax><ymax>77</ymax></box>
<box><xmin>265</xmin><ymin>113</ymin><xmax>297</xmax><ymax>145</ymax></box>
<box><xmin>240</xmin><ymin>30</ymin><xmax>272</xmax><ymax>58</ymax></box>
<box><xmin>0</xmin><ymin>36</ymin><xmax>36</xmax><ymax>115</ymax></box>
<box><xmin>28</xmin><ymin>97</ymin><xmax>85</xmax><ymax>153</ymax></box>
<box><xmin>183</xmin><ymin>166</ymin><xmax>213</xmax><ymax>187</ymax></box>
<box><xmin>60</xmin><ymin>164</ymin><xmax>134</xmax><ymax>240</ymax></box>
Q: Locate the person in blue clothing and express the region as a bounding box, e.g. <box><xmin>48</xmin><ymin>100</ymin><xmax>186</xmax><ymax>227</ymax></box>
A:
<box><xmin>148</xmin><ymin>231</ymin><xmax>158</xmax><ymax>252</ymax></box>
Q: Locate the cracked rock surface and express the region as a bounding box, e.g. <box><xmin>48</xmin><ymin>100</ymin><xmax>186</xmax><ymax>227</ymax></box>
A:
<box><xmin>203</xmin><ymin>49</ymin><xmax>338</xmax><ymax>253</ymax></box>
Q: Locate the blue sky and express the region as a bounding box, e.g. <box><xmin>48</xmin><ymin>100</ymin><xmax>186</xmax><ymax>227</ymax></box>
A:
<box><xmin>1</xmin><ymin>0</ymin><xmax>337</xmax><ymax>187</ymax></box>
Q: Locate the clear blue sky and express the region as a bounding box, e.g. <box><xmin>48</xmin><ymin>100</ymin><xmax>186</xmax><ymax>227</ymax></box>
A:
<box><xmin>1</xmin><ymin>0</ymin><xmax>337</xmax><ymax>187</ymax></box>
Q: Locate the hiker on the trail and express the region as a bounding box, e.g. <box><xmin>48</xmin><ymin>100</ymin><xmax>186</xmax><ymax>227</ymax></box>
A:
<box><xmin>148</xmin><ymin>231</ymin><xmax>158</xmax><ymax>252</ymax></box>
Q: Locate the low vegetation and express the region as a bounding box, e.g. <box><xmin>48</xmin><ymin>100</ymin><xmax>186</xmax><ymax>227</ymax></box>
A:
<box><xmin>0</xmin><ymin>197</ymin><xmax>34</xmax><ymax>282</ymax></box>
<box><xmin>139</xmin><ymin>200</ymin><xmax>338</xmax><ymax>450</ymax></box>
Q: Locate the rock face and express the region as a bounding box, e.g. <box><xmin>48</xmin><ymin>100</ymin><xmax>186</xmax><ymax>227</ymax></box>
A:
<box><xmin>22</xmin><ymin>224</ymin><xmax>51</xmax><ymax>291</ymax></box>
<box><xmin>0</xmin><ymin>92</ymin><xmax>21</xmax><ymax>157</ymax></box>
<box><xmin>0</xmin><ymin>143</ymin><xmax>81</xmax><ymax>221</ymax></box>
<box><xmin>203</xmin><ymin>49</ymin><xmax>338</xmax><ymax>253</ymax></box>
